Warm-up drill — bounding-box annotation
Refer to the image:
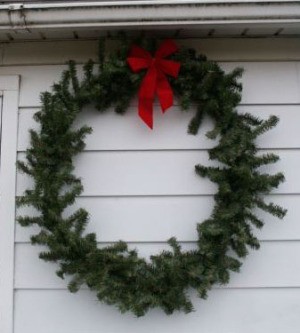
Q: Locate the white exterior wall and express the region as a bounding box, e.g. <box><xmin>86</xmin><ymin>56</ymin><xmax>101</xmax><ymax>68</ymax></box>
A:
<box><xmin>0</xmin><ymin>38</ymin><xmax>300</xmax><ymax>333</ymax></box>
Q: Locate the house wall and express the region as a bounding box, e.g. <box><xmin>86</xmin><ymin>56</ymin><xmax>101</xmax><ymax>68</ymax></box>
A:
<box><xmin>0</xmin><ymin>37</ymin><xmax>300</xmax><ymax>333</ymax></box>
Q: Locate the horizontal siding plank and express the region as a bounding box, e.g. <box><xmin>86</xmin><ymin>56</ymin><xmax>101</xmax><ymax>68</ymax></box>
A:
<box><xmin>14</xmin><ymin>289</ymin><xmax>300</xmax><ymax>333</ymax></box>
<box><xmin>0</xmin><ymin>62</ymin><xmax>299</xmax><ymax>107</ymax></box>
<box><xmin>3</xmin><ymin>38</ymin><xmax>300</xmax><ymax>65</ymax></box>
<box><xmin>16</xmin><ymin>150</ymin><xmax>300</xmax><ymax>196</ymax></box>
<box><xmin>17</xmin><ymin>105</ymin><xmax>300</xmax><ymax>151</ymax></box>
<box><xmin>14</xmin><ymin>242</ymin><xmax>300</xmax><ymax>290</ymax></box>
<box><xmin>15</xmin><ymin>195</ymin><xmax>299</xmax><ymax>243</ymax></box>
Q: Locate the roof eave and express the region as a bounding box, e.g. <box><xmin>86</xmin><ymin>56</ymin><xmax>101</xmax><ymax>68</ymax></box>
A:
<box><xmin>0</xmin><ymin>1</ymin><xmax>299</xmax><ymax>33</ymax></box>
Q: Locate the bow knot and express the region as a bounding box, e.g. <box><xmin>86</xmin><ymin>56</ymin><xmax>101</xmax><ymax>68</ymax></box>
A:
<box><xmin>127</xmin><ymin>40</ymin><xmax>181</xmax><ymax>129</ymax></box>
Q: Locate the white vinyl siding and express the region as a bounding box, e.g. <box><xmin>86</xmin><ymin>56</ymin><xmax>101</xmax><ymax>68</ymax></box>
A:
<box><xmin>0</xmin><ymin>38</ymin><xmax>299</xmax><ymax>333</ymax></box>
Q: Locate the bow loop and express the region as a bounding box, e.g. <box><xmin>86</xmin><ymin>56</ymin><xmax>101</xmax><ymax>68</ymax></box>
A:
<box><xmin>129</xmin><ymin>45</ymin><xmax>151</xmax><ymax>60</ymax></box>
<box><xmin>156</xmin><ymin>59</ymin><xmax>181</xmax><ymax>78</ymax></box>
<box><xmin>127</xmin><ymin>39</ymin><xmax>181</xmax><ymax>129</ymax></box>
<box><xmin>155</xmin><ymin>39</ymin><xmax>179</xmax><ymax>59</ymax></box>
<box><xmin>127</xmin><ymin>45</ymin><xmax>152</xmax><ymax>72</ymax></box>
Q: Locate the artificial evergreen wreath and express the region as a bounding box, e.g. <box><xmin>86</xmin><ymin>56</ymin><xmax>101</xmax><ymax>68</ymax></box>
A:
<box><xmin>17</xmin><ymin>38</ymin><xmax>286</xmax><ymax>317</ymax></box>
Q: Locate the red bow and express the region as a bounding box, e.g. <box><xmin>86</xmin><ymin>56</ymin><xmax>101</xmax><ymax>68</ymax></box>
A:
<box><xmin>127</xmin><ymin>40</ymin><xmax>181</xmax><ymax>129</ymax></box>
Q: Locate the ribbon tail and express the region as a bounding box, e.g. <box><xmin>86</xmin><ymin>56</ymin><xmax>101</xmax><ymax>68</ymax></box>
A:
<box><xmin>138</xmin><ymin>66</ymin><xmax>157</xmax><ymax>129</ymax></box>
<box><xmin>156</xmin><ymin>70</ymin><xmax>173</xmax><ymax>113</ymax></box>
<box><xmin>139</xmin><ymin>98</ymin><xmax>154</xmax><ymax>129</ymax></box>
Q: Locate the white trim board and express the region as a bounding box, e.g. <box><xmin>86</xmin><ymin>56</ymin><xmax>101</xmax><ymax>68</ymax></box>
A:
<box><xmin>0</xmin><ymin>76</ymin><xmax>20</xmax><ymax>333</ymax></box>
<box><xmin>0</xmin><ymin>76</ymin><xmax>19</xmax><ymax>91</ymax></box>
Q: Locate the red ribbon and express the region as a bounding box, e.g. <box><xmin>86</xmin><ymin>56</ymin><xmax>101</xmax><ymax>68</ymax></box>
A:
<box><xmin>127</xmin><ymin>40</ymin><xmax>181</xmax><ymax>129</ymax></box>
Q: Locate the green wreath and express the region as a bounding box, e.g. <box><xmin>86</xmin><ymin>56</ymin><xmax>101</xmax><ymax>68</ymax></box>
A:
<box><xmin>17</xmin><ymin>38</ymin><xmax>286</xmax><ymax>317</ymax></box>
